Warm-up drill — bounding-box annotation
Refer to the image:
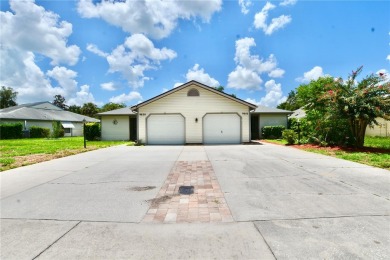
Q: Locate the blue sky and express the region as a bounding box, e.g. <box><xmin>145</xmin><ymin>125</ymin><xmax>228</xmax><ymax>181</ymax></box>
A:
<box><xmin>1</xmin><ymin>0</ymin><xmax>389</xmax><ymax>108</ymax></box>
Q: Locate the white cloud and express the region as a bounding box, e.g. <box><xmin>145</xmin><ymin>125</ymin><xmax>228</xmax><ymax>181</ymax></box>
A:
<box><xmin>228</xmin><ymin>66</ymin><xmax>263</xmax><ymax>90</ymax></box>
<box><xmin>185</xmin><ymin>64</ymin><xmax>220</xmax><ymax>87</ymax></box>
<box><xmin>387</xmin><ymin>54</ymin><xmax>390</xmax><ymax>62</ymax></box>
<box><xmin>227</xmin><ymin>37</ymin><xmax>284</xmax><ymax>90</ymax></box>
<box><xmin>1</xmin><ymin>0</ymin><xmax>80</xmax><ymax>66</ymax></box>
<box><xmin>101</xmin><ymin>82</ymin><xmax>116</xmax><ymax>91</ymax></box>
<box><xmin>377</xmin><ymin>69</ymin><xmax>389</xmax><ymax>82</ymax></box>
<box><xmin>254</xmin><ymin>1</ymin><xmax>292</xmax><ymax>35</ymax></box>
<box><xmin>268</xmin><ymin>68</ymin><xmax>285</xmax><ymax>78</ymax></box>
<box><xmin>105</xmin><ymin>34</ymin><xmax>177</xmax><ymax>88</ymax></box>
<box><xmin>87</xmin><ymin>44</ymin><xmax>108</xmax><ymax>58</ymax></box>
<box><xmin>77</xmin><ymin>0</ymin><xmax>222</xmax><ymax>39</ymax></box>
<box><xmin>109</xmin><ymin>91</ymin><xmax>142</xmax><ymax>104</ymax></box>
<box><xmin>280</xmin><ymin>0</ymin><xmax>297</xmax><ymax>6</ymax></box>
<box><xmin>238</xmin><ymin>0</ymin><xmax>252</xmax><ymax>14</ymax></box>
<box><xmin>245</xmin><ymin>80</ymin><xmax>287</xmax><ymax>108</ymax></box>
<box><xmin>296</xmin><ymin>66</ymin><xmax>324</xmax><ymax>83</ymax></box>
<box><xmin>68</xmin><ymin>85</ymin><xmax>99</xmax><ymax>106</ymax></box>
<box><xmin>0</xmin><ymin>0</ymin><xmax>91</xmax><ymax>105</ymax></box>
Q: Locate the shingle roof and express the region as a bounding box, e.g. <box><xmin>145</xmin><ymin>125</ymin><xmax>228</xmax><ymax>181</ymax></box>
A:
<box><xmin>252</xmin><ymin>105</ymin><xmax>292</xmax><ymax>114</ymax></box>
<box><xmin>289</xmin><ymin>108</ymin><xmax>306</xmax><ymax>119</ymax></box>
<box><xmin>97</xmin><ymin>107</ymin><xmax>135</xmax><ymax>116</ymax></box>
<box><xmin>0</xmin><ymin>102</ymin><xmax>99</xmax><ymax>122</ymax></box>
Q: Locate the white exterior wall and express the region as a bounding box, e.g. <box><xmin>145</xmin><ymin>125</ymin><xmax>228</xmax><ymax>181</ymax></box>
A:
<box><xmin>366</xmin><ymin>118</ymin><xmax>389</xmax><ymax>137</ymax></box>
<box><xmin>259</xmin><ymin>114</ymin><xmax>288</xmax><ymax>137</ymax></box>
<box><xmin>101</xmin><ymin>115</ymin><xmax>130</xmax><ymax>140</ymax></box>
<box><xmin>138</xmin><ymin>85</ymin><xmax>251</xmax><ymax>144</ymax></box>
<box><xmin>0</xmin><ymin>119</ymin><xmax>84</xmax><ymax>137</ymax></box>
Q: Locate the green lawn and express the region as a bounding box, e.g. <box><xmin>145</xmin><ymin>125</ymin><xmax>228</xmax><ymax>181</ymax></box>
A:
<box><xmin>262</xmin><ymin>136</ymin><xmax>390</xmax><ymax>170</ymax></box>
<box><xmin>0</xmin><ymin>137</ymin><xmax>132</xmax><ymax>171</ymax></box>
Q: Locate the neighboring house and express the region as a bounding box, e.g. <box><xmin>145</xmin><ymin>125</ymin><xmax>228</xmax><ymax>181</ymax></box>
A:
<box><xmin>0</xmin><ymin>101</ymin><xmax>99</xmax><ymax>137</ymax></box>
<box><xmin>366</xmin><ymin>118</ymin><xmax>389</xmax><ymax>137</ymax></box>
<box><xmin>97</xmin><ymin>107</ymin><xmax>137</xmax><ymax>141</ymax></box>
<box><xmin>129</xmin><ymin>80</ymin><xmax>257</xmax><ymax>144</ymax></box>
<box><xmin>251</xmin><ymin>106</ymin><xmax>293</xmax><ymax>139</ymax></box>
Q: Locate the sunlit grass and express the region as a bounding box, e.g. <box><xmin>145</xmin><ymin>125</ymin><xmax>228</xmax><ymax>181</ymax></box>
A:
<box><xmin>0</xmin><ymin>137</ymin><xmax>132</xmax><ymax>171</ymax></box>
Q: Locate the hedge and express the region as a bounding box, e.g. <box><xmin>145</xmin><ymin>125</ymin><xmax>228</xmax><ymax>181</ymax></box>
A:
<box><xmin>0</xmin><ymin>123</ymin><xmax>23</xmax><ymax>139</ymax></box>
<box><xmin>30</xmin><ymin>126</ymin><xmax>50</xmax><ymax>138</ymax></box>
<box><xmin>261</xmin><ymin>125</ymin><xmax>285</xmax><ymax>139</ymax></box>
<box><xmin>85</xmin><ymin>122</ymin><xmax>101</xmax><ymax>141</ymax></box>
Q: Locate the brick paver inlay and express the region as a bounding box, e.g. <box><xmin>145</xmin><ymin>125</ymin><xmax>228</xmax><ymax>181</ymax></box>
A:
<box><xmin>142</xmin><ymin>161</ymin><xmax>234</xmax><ymax>223</ymax></box>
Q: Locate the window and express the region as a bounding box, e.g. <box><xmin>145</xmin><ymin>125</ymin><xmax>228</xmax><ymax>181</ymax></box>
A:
<box><xmin>187</xmin><ymin>88</ymin><xmax>200</xmax><ymax>97</ymax></box>
<box><xmin>64</xmin><ymin>128</ymin><xmax>71</xmax><ymax>134</ymax></box>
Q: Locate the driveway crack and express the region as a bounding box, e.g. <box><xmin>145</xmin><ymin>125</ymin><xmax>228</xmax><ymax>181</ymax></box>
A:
<box><xmin>32</xmin><ymin>221</ymin><xmax>81</xmax><ymax>259</ymax></box>
<box><xmin>253</xmin><ymin>222</ymin><xmax>277</xmax><ymax>259</ymax></box>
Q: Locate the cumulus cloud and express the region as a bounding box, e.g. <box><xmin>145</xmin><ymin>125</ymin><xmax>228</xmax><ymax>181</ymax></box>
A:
<box><xmin>238</xmin><ymin>0</ymin><xmax>252</xmax><ymax>14</ymax></box>
<box><xmin>68</xmin><ymin>85</ymin><xmax>99</xmax><ymax>106</ymax></box>
<box><xmin>280</xmin><ymin>0</ymin><xmax>297</xmax><ymax>6</ymax></box>
<box><xmin>0</xmin><ymin>0</ymin><xmax>92</xmax><ymax>104</ymax></box>
<box><xmin>387</xmin><ymin>55</ymin><xmax>390</xmax><ymax>62</ymax></box>
<box><xmin>77</xmin><ymin>0</ymin><xmax>222</xmax><ymax>39</ymax></box>
<box><xmin>268</xmin><ymin>68</ymin><xmax>285</xmax><ymax>78</ymax></box>
<box><xmin>227</xmin><ymin>37</ymin><xmax>284</xmax><ymax>90</ymax></box>
<box><xmin>1</xmin><ymin>0</ymin><xmax>80</xmax><ymax>65</ymax></box>
<box><xmin>109</xmin><ymin>91</ymin><xmax>143</xmax><ymax>104</ymax></box>
<box><xmin>103</xmin><ymin>34</ymin><xmax>177</xmax><ymax>88</ymax></box>
<box><xmin>296</xmin><ymin>66</ymin><xmax>324</xmax><ymax>83</ymax></box>
<box><xmin>245</xmin><ymin>80</ymin><xmax>287</xmax><ymax>108</ymax></box>
<box><xmin>185</xmin><ymin>64</ymin><xmax>220</xmax><ymax>87</ymax></box>
<box><xmin>101</xmin><ymin>82</ymin><xmax>116</xmax><ymax>91</ymax></box>
<box><xmin>87</xmin><ymin>44</ymin><xmax>108</xmax><ymax>58</ymax></box>
<box><xmin>254</xmin><ymin>1</ymin><xmax>292</xmax><ymax>35</ymax></box>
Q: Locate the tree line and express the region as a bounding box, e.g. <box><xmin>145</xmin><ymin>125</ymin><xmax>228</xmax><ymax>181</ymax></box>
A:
<box><xmin>0</xmin><ymin>87</ymin><xmax>126</xmax><ymax>118</ymax></box>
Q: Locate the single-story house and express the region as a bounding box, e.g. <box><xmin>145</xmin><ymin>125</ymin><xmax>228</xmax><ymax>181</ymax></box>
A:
<box><xmin>127</xmin><ymin>80</ymin><xmax>257</xmax><ymax>144</ymax></box>
<box><xmin>251</xmin><ymin>106</ymin><xmax>293</xmax><ymax>139</ymax></box>
<box><xmin>0</xmin><ymin>101</ymin><xmax>99</xmax><ymax>137</ymax></box>
<box><xmin>97</xmin><ymin>107</ymin><xmax>137</xmax><ymax>141</ymax></box>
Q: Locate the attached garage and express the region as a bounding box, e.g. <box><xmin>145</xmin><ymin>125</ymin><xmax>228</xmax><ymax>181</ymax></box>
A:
<box><xmin>132</xmin><ymin>80</ymin><xmax>257</xmax><ymax>145</ymax></box>
<box><xmin>203</xmin><ymin>113</ymin><xmax>241</xmax><ymax>144</ymax></box>
<box><xmin>147</xmin><ymin>114</ymin><xmax>185</xmax><ymax>145</ymax></box>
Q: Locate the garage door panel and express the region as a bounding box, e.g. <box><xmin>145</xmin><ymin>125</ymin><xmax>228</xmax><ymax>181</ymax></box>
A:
<box><xmin>203</xmin><ymin>114</ymin><xmax>240</xmax><ymax>144</ymax></box>
<box><xmin>147</xmin><ymin>114</ymin><xmax>185</xmax><ymax>145</ymax></box>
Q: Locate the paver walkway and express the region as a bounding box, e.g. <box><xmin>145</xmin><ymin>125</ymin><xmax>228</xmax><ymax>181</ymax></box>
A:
<box><xmin>142</xmin><ymin>160</ymin><xmax>234</xmax><ymax>223</ymax></box>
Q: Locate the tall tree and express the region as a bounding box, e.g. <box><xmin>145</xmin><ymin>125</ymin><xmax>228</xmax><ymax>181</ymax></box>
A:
<box><xmin>277</xmin><ymin>90</ymin><xmax>301</xmax><ymax>111</ymax></box>
<box><xmin>68</xmin><ymin>105</ymin><xmax>82</xmax><ymax>114</ymax></box>
<box><xmin>80</xmin><ymin>102</ymin><xmax>99</xmax><ymax>118</ymax></box>
<box><xmin>0</xmin><ymin>86</ymin><xmax>18</xmax><ymax>109</ymax></box>
<box><xmin>100</xmin><ymin>102</ymin><xmax>126</xmax><ymax>112</ymax></box>
<box><xmin>297</xmin><ymin>67</ymin><xmax>390</xmax><ymax>148</ymax></box>
<box><xmin>53</xmin><ymin>95</ymin><xmax>68</xmax><ymax>110</ymax></box>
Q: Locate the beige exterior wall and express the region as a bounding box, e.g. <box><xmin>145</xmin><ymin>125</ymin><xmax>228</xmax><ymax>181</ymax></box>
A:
<box><xmin>101</xmin><ymin>115</ymin><xmax>130</xmax><ymax>140</ymax></box>
<box><xmin>366</xmin><ymin>118</ymin><xmax>389</xmax><ymax>137</ymax></box>
<box><xmin>0</xmin><ymin>119</ymin><xmax>83</xmax><ymax>137</ymax></box>
<box><xmin>259</xmin><ymin>114</ymin><xmax>288</xmax><ymax>138</ymax></box>
<box><xmin>137</xmin><ymin>85</ymin><xmax>251</xmax><ymax>144</ymax></box>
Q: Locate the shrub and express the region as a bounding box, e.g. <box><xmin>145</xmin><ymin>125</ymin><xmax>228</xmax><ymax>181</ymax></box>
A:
<box><xmin>30</xmin><ymin>126</ymin><xmax>50</xmax><ymax>138</ymax></box>
<box><xmin>261</xmin><ymin>125</ymin><xmax>285</xmax><ymax>139</ymax></box>
<box><xmin>51</xmin><ymin>121</ymin><xmax>64</xmax><ymax>138</ymax></box>
<box><xmin>85</xmin><ymin>122</ymin><xmax>101</xmax><ymax>141</ymax></box>
<box><xmin>282</xmin><ymin>129</ymin><xmax>297</xmax><ymax>145</ymax></box>
<box><xmin>0</xmin><ymin>123</ymin><xmax>23</xmax><ymax>139</ymax></box>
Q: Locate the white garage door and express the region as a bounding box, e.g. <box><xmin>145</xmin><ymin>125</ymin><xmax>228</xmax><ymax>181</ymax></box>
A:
<box><xmin>203</xmin><ymin>114</ymin><xmax>241</xmax><ymax>144</ymax></box>
<box><xmin>147</xmin><ymin>114</ymin><xmax>185</xmax><ymax>145</ymax></box>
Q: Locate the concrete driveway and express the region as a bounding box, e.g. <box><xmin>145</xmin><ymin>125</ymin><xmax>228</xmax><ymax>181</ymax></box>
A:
<box><xmin>1</xmin><ymin>143</ymin><xmax>389</xmax><ymax>259</ymax></box>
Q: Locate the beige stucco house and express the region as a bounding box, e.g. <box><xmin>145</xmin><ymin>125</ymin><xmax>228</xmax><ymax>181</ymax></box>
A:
<box><xmin>130</xmin><ymin>81</ymin><xmax>257</xmax><ymax>144</ymax></box>
<box><xmin>97</xmin><ymin>107</ymin><xmax>137</xmax><ymax>141</ymax></box>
